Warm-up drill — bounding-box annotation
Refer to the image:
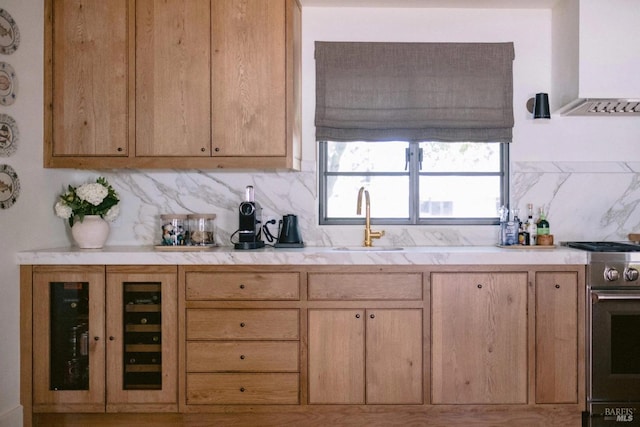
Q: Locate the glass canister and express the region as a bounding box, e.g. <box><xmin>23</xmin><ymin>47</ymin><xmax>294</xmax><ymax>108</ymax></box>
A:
<box><xmin>160</xmin><ymin>214</ymin><xmax>188</xmax><ymax>246</ymax></box>
<box><xmin>188</xmin><ymin>214</ymin><xmax>216</xmax><ymax>246</ymax></box>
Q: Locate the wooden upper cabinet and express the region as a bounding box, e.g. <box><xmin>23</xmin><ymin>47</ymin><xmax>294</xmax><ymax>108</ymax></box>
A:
<box><xmin>211</xmin><ymin>0</ymin><xmax>286</xmax><ymax>157</ymax></box>
<box><xmin>44</xmin><ymin>0</ymin><xmax>302</xmax><ymax>169</ymax></box>
<box><xmin>47</xmin><ymin>0</ymin><xmax>129</xmax><ymax>158</ymax></box>
<box><xmin>431</xmin><ymin>272</ymin><xmax>528</xmax><ymax>405</ymax></box>
<box><xmin>135</xmin><ymin>0</ymin><xmax>211</xmax><ymax>157</ymax></box>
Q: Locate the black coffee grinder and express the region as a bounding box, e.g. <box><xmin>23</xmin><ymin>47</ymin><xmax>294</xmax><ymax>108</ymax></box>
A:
<box><xmin>234</xmin><ymin>185</ymin><xmax>265</xmax><ymax>250</ymax></box>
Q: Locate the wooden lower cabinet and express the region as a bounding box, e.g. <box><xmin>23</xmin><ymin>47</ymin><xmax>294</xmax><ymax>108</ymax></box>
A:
<box><xmin>535</xmin><ymin>271</ymin><xmax>580</xmax><ymax>403</ymax></box>
<box><xmin>308</xmin><ymin>308</ymin><xmax>423</xmax><ymax>404</ymax></box>
<box><xmin>431</xmin><ymin>271</ymin><xmax>529</xmax><ymax>404</ymax></box>
<box><xmin>24</xmin><ymin>265</ymin><xmax>178</xmax><ymax>418</ymax></box>
<box><xmin>22</xmin><ymin>264</ymin><xmax>585</xmax><ymax>427</ymax></box>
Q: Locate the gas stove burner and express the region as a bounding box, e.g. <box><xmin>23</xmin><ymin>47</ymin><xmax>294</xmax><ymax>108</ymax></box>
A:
<box><xmin>564</xmin><ymin>241</ymin><xmax>640</xmax><ymax>252</ymax></box>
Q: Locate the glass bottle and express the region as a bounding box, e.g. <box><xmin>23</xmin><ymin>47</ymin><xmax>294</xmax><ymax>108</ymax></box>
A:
<box><xmin>537</xmin><ymin>208</ymin><xmax>550</xmax><ymax>236</ymax></box>
<box><xmin>526</xmin><ymin>203</ymin><xmax>537</xmax><ymax>246</ymax></box>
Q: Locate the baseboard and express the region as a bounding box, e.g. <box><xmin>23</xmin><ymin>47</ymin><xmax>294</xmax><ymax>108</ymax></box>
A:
<box><xmin>0</xmin><ymin>405</ymin><xmax>23</xmax><ymax>427</ymax></box>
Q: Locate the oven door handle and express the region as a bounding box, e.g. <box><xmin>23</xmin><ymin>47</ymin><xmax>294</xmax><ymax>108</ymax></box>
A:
<box><xmin>591</xmin><ymin>291</ymin><xmax>640</xmax><ymax>302</ymax></box>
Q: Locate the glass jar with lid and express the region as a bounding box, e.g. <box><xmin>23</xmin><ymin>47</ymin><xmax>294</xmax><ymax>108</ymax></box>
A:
<box><xmin>188</xmin><ymin>214</ymin><xmax>216</xmax><ymax>246</ymax></box>
<box><xmin>160</xmin><ymin>214</ymin><xmax>188</xmax><ymax>246</ymax></box>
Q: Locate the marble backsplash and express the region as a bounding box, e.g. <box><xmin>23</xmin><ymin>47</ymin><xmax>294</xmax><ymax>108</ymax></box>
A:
<box><xmin>86</xmin><ymin>161</ymin><xmax>640</xmax><ymax>248</ymax></box>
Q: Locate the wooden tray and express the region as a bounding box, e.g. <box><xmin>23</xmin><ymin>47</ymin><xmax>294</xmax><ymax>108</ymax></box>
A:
<box><xmin>498</xmin><ymin>245</ymin><xmax>556</xmax><ymax>249</ymax></box>
<box><xmin>154</xmin><ymin>245</ymin><xmax>217</xmax><ymax>251</ymax></box>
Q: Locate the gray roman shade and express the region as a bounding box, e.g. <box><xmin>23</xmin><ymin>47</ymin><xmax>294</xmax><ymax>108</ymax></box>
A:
<box><xmin>315</xmin><ymin>42</ymin><xmax>515</xmax><ymax>143</ymax></box>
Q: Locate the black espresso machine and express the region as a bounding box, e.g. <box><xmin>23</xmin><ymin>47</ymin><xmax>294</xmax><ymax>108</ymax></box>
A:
<box><xmin>234</xmin><ymin>185</ymin><xmax>265</xmax><ymax>250</ymax></box>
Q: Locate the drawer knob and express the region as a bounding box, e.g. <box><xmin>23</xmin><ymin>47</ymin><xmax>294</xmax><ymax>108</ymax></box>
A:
<box><xmin>477</xmin><ymin>284</ymin><xmax>483</xmax><ymax>289</ymax></box>
<box><xmin>239</xmin><ymin>284</ymin><xmax>245</xmax><ymax>289</ymax></box>
<box><xmin>240</xmin><ymin>354</ymin><xmax>245</xmax><ymax>360</ymax></box>
<box><xmin>370</xmin><ymin>314</ymin><xmax>375</xmax><ymax>319</ymax></box>
<box><xmin>109</xmin><ymin>336</ymin><xmax>115</xmax><ymax>341</ymax></box>
<box><xmin>94</xmin><ymin>336</ymin><xmax>100</xmax><ymax>341</ymax></box>
<box><xmin>240</xmin><ymin>387</ymin><xmax>245</xmax><ymax>392</ymax></box>
<box><xmin>240</xmin><ymin>322</ymin><xmax>246</xmax><ymax>328</ymax></box>
<box><xmin>555</xmin><ymin>284</ymin><xmax>560</xmax><ymax>289</ymax></box>
<box><xmin>355</xmin><ymin>313</ymin><xmax>360</xmax><ymax>319</ymax></box>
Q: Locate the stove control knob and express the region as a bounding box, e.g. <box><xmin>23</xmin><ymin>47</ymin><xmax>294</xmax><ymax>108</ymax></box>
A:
<box><xmin>624</xmin><ymin>267</ymin><xmax>639</xmax><ymax>282</ymax></box>
<box><xmin>604</xmin><ymin>267</ymin><xmax>620</xmax><ymax>282</ymax></box>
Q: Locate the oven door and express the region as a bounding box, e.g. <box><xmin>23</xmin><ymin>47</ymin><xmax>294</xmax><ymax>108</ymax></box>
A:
<box><xmin>591</xmin><ymin>290</ymin><xmax>640</xmax><ymax>402</ymax></box>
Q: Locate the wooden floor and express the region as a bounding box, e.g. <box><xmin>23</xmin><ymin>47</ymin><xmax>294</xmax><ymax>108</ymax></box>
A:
<box><xmin>33</xmin><ymin>406</ymin><xmax>585</xmax><ymax>427</ymax></box>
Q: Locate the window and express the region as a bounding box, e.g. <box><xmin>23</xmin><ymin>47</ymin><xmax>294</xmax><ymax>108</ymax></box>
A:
<box><xmin>319</xmin><ymin>140</ymin><xmax>508</xmax><ymax>225</ymax></box>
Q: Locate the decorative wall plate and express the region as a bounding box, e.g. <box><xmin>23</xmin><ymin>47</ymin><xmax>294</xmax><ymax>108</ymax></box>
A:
<box><xmin>0</xmin><ymin>113</ymin><xmax>18</xmax><ymax>156</ymax></box>
<box><xmin>0</xmin><ymin>9</ymin><xmax>20</xmax><ymax>55</ymax></box>
<box><xmin>0</xmin><ymin>61</ymin><xmax>17</xmax><ymax>105</ymax></box>
<box><xmin>0</xmin><ymin>163</ymin><xmax>19</xmax><ymax>209</ymax></box>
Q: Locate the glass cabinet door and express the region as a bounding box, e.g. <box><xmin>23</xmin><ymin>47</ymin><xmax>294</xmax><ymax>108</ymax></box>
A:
<box><xmin>32</xmin><ymin>266</ymin><xmax>106</xmax><ymax>412</ymax></box>
<box><xmin>105</xmin><ymin>266</ymin><xmax>177</xmax><ymax>409</ymax></box>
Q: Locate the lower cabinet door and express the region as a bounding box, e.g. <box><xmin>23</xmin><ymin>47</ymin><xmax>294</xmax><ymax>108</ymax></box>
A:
<box><xmin>308</xmin><ymin>309</ymin><xmax>365</xmax><ymax>404</ymax></box>
<box><xmin>186</xmin><ymin>373</ymin><xmax>299</xmax><ymax>404</ymax></box>
<box><xmin>308</xmin><ymin>308</ymin><xmax>423</xmax><ymax>404</ymax></box>
<box><xmin>366</xmin><ymin>309</ymin><xmax>423</xmax><ymax>404</ymax></box>
<box><xmin>431</xmin><ymin>272</ymin><xmax>528</xmax><ymax>404</ymax></box>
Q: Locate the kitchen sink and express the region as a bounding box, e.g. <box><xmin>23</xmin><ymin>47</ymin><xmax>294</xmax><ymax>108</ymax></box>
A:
<box><xmin>333</xmin><ymin>246</ymin><xmax>404</xmax><ymax>252</ymax></box>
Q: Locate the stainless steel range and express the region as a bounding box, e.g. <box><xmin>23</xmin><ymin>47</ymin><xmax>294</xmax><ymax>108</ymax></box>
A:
<box><xmin>565</xmin><ymin>242</ymin><xmax>640</xmax><ymax>427</ymax></box>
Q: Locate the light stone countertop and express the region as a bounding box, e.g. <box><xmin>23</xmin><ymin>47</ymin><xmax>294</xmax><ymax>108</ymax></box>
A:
<box><xmin>17</xmin><ymin>245</ymin><xmax>588</xmax><ymax>265</ymax></box>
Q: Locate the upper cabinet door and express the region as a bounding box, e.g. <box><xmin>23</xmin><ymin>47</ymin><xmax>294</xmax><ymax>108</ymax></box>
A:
<box><xmin>212</xmin><ymin>0</ymin><xmax>287</xmax><ymax>157</ymax></box>
<box><xmin>135</xmin><ymin>0</ymin><xmax>212</xmax><ymax>157</ymax></box>
<box><xmin>49</xmin><ymin>0</ymin><xmax>129</xmax><ymax>157</ymax></box>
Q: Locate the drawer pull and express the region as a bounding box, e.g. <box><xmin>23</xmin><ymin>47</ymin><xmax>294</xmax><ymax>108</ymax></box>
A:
<box><xmin>477</xmin><ymin>284</ymin><xmax>483</xmax><ymax>289</ymax></box>
<box><xmin>240</xmin><ymin>322</ymin><xmax>246</xmax><ymax>328</ymax></box>
<box><xmin>240</xmin><ymin>354</ymin><xmax>245</xmax><ymax>360</ymax></box>
<box><xmin>370</xmin><ymin>313</ymin><xmax>375</xmax><ymax>319</ymax></box>
<box><xmin>355</xmin><ymin>313</ymin><xmax>360</xmax><ymax>319</ymax></box>
<box><xmin>240</xmin><ymin>387</ymin><xmax>246</xmax><ymax>392</ymax></box>
<box><xmin>239</xmin><ymin>284</ymin><xmax>245</xmax><ymax>289</ymax></box>
<box><xmin>555</xmin><ymin>284</ymin><xmax>560</xmax><ymax>289</ymax></box>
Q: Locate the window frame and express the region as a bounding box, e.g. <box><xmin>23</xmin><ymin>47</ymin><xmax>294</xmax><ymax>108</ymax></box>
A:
<box><xmin>318</xmin><ymin>141</ymin><xmax>510</xmax><ymax>226</ymax></box>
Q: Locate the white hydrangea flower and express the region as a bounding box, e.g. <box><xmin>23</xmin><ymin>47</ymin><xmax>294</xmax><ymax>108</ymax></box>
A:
<box><xmin>54</xmin><ymin>201</ymin><xmax>73</xmax><ymax>219</ymax></box>
<box><xmin>76</xmin><ymin>183</ymin><xmax>108</xmax><ymax>206</ymax></box>
<box><xmin>103</xmin><ymin>204</ymin><xmax>120</xmax><ymax>222</ymax></box>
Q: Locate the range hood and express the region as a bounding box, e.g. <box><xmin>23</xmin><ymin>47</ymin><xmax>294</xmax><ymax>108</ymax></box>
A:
<box><xmin>552</xmin><ymin>0</ymin><xmax>640</xmax><ymax>116</ymax></box>
<box><xmin>561</xmin><ymin>99</ymin><xmax>640</xmax><ymax>116</ymax></box>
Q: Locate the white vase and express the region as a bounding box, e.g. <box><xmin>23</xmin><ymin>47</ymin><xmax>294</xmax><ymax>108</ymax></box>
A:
<box><xmin>71</xmin><ymin>215</ymin><xmax>110</xmax><ymax>249</ymax></box>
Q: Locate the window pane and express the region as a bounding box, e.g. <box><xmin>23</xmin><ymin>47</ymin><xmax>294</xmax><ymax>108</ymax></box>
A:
<box><xmin>326</xmin><ymin>176</ymin><xmax>409</xmax><ymax>218</ymax></box>
<box><xmin>420</xmin><ymin>142</ymin><xmax>501</xmax><ymax>172</ymax></box>
<box><xmin>326</xmin><ymin>141</ymin><xmax>409</xmax><ymax>173</ymax></box>
<box><xmin>419</xmin><ymin>176</ymin><xmax>501</xmax><ymax>218</ymax></box>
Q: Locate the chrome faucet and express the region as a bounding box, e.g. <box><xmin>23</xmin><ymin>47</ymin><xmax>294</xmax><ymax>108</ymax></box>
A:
<box><xmin>356</xmin><ymin>186</ymin><xmax>385</xmax><ymax>247</ymax></box>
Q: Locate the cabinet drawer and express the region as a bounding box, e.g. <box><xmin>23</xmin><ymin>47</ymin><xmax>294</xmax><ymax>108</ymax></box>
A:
<box><xmin>187</xmin><ymin>309</ymin><xmax>299</xmax><ymax>340</ymax></box>
<box><xmin>186</xmin><ymin>373</ymin><xmax>299</xmax><ymax>405</ymax></box>
<box><xmin>187</xmin><ymin>341</ymin><xmax>299</xmax><ymax>372</ymax></box>
<box><xmin>185</xmin><ymin>272</ymin><xmax>300</xmax><ymax>300</ymax></box>
<box><xmin>308</xmin><ymin>273</ymin><xmax>422</xmax><ymax>300</ymax></box>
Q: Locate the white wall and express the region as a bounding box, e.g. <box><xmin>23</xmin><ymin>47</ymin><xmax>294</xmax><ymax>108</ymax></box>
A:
<box><xmin>2</xmin><ymin>2</ymin><xmax>640</xmax><ymax>426</ymax></box>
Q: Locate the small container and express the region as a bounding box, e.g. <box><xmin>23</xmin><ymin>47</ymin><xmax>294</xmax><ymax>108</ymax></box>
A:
<box><xmin>160</xmin><ymin>214</ymin><xmax>188</xmax><ymax>246</ymax></box>
<box><xmin>188</xmin><ymin>214</ymin><xmax>216</xmax><ymax>246</ymax></box>
<box><xmin>537</xmin><ymin>234</ymin><xmax>554</xmax><ymax>246</ymax></box>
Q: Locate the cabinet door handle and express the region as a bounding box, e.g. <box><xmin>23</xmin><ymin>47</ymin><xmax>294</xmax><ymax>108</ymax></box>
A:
<box><xmin>555</xmin><ymin>284</ymin><xmax>560</xmax><ymax>289</ymax></box>
<box><xmin>94</xmin><ymin>336</ymin><xmax>100</xmax><ymax>341</ymax></box>
<box><xmin>240</xmin><ymin>387</ymin><xmax>246</xmax><ymax>392</ymax></box>
<box><xmin>477</xmin><ymin>284</ymin><xmax>483</xmax><ymax>289</ymax></box>
<box><xmin>370</xmin><ymin>314</ymin><xmax>375</xmax><ymax>319</ymax></box>
<box><xmin>355</xmin><ymin>313</ymin><xmax>360</xmax><ymax>319</ymax></box>
<box><xmin>239</xmin><ymin>284</ymin><xmax>245</xmax><ymax>289</ymax></box>
<box><xmin>109</xmin><ymin>336</ymin><xmax>115</xmax><ymax>341</ymax></box>
<box><xmin>240</xmin><ymin>354</ymin><xmax>245</xmax><ymax>360</ymax></box>
<box><xmin>240</xmin><ymin>322</ymin><xmax>246</xmax><ymax>328</ymax></box>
